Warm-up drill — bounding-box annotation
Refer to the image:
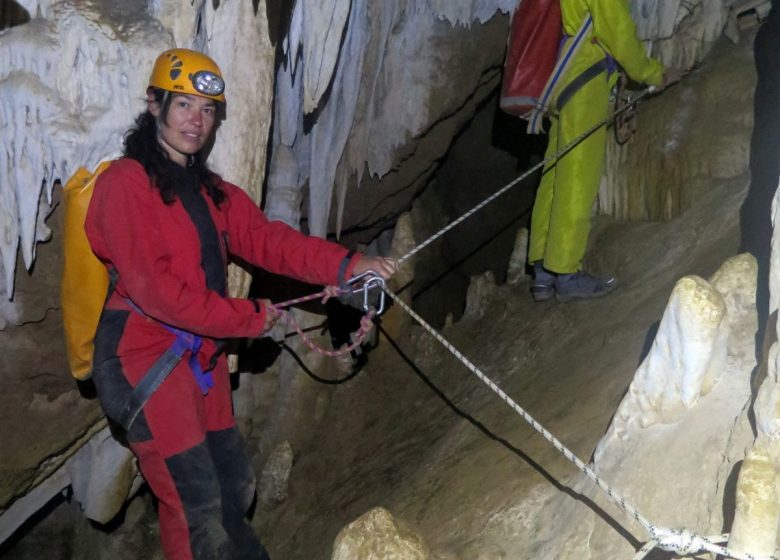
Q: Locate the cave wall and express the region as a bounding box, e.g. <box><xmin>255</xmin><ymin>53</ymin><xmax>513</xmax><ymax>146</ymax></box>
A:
<box><xmin>599</xmin><ymin>0</ymin><xmax>751</xmax><ymax>220</ymax></box>
<box><xmin>266</xmin><ymin>0</ymin><xmax>516</xmax><ymax>238</ymax></box>
<box><xmin>0</xmin><ymin>0</ymin><xmax>274</xmax><ymax>320</ymax></box>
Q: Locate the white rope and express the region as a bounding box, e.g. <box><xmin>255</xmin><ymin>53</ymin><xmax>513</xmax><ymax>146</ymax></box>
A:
<box><xmin>634</xmin><ymin>531</ymin><xmax>730</xmax><ymax>560</ymax></box>
<box><xmin>382</xmin><ymin>288</ymin><xmax>773</xmax><ymax>560</ymax></box>
<box><xmin>398</xmin><ymin>89</ymin><xmax>651</xmax><ymax>265</ymax></box>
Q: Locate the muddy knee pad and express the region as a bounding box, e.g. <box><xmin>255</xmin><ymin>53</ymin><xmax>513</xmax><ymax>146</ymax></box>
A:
<box><xmin>207</xmin><ymin>427</ymin><xmax>257</xmax><ymax>519</ymax></box>
<box><xmin>166</xmin><ymin>440</ymin><xmax>232</xmax><ymax>559</ymax></box>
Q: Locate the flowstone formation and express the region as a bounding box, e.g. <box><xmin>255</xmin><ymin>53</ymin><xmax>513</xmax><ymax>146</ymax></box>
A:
<box><xmin>267</xmin><ymin>0</ymin><xmax>516</xmax><ymax>239</ymax></box>
<box><xmin>599</xmin><ymin>7</ymin><xmax>756</xmax><ymax>222</ymax></box>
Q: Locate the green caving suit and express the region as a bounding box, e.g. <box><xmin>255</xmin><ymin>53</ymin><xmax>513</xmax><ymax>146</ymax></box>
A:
<box><xmin>528</xmin><ymin>0</ymin><xmax>665</xmax><ymax>274</ymax></box>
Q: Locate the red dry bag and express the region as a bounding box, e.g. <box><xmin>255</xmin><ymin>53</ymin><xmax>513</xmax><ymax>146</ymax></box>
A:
<box><xmin>499</xmin><ymin>0</ymin><xmax>563</xmax><ymax>118</ymax></box>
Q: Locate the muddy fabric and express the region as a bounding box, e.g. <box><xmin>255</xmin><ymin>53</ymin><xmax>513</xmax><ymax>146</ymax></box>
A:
<box><xmin>528</xmin><ymin>0</ymin><xmax>664</xmax><ymax>273</ymax></box>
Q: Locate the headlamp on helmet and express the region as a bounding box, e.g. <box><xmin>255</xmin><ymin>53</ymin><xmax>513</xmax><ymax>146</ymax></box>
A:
<box><xmin>191</xmin><ymin>71</ymin><xmax>225</xmax><ymax>97</ymax></box>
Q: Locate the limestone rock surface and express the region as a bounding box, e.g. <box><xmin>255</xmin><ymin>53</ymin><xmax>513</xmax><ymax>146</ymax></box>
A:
<box><xmin>332</xmin><ymin>507</ymin><xmax>429</xmax><ymax>560</ymax></box>
<box><xmin>258</xmin><ymin>440</ymin><xmax>294</xmax><ymax>511</ymax></box>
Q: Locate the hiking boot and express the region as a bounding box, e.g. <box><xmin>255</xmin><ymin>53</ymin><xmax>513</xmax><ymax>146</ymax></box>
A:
<box><xmin>530</xmin><ymin>262</ymin><xmax>555</xmax><ymax>302</ymax></box>
<box><xmin>555</xmin><ymin>271</ymin><xmax>617</xmax><ymax>302</ymax></box>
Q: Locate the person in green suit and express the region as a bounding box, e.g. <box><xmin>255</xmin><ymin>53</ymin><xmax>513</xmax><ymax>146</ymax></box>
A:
<box><xmin>529</xmin><ymin>0</ymin><xmax>681</xmax><ymax>302</ymax></box>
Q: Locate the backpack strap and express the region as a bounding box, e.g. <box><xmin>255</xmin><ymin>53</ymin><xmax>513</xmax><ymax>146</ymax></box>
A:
<box><xmin>527</xmin><ymin>14</ymin><xmax>593</xmax><ymax>134</ymax></box>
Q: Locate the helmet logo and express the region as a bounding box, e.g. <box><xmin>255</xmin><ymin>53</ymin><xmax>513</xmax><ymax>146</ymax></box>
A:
<box><xmin>166</xmin><ymin>53</ymin><xmax>184</xmax><ymax>81</ymax></box>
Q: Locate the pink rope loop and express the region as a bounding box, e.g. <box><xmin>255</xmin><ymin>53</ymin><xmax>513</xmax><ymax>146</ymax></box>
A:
<box><xmin>273</xmin><ymin>287</ymin><xmax>346</xmax><ymax>310</ymax></box>
<box><xmin>280</xmin><ymin>309</ymin><xmax>376</xmax><ymax>357</ymax></box>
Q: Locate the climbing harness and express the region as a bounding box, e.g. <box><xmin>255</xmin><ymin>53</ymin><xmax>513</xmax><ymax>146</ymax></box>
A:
<box><xmin>117</xmin><ymin>295</ymin><xmax>215</xmax><ymax>432</ymax></box>
<box><xmin>117</xmin><ymin>271</ymin><xmax>386</xmax><ymax>430</ymax></box>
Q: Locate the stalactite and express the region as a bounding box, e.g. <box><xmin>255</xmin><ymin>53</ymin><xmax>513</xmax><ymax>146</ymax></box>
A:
<box><xmin>266</xmin><ymin>0</ymin><xmax>515</xmax><ymax>239</ymax></box>
<box><xmin>0</xmin><ymin>2</ymin><xmax>171</xmax><ymax>316</ymax></box>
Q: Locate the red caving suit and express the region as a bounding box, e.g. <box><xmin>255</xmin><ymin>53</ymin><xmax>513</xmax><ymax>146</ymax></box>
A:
<box><xmin>85</xmin><ymin>158</ymin><xmax>357</xmax><ymax>560</ymax></box>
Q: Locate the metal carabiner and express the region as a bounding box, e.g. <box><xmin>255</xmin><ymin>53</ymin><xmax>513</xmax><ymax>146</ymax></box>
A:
<box><xmin>345</xmin><ymin>270</ymin><xmax>387</xmax><ymax>315</ymax></box>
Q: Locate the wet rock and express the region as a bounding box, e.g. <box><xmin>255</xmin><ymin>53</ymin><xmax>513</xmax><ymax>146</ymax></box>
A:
<box><xmin>332</xmin><ymin>507</ymin><xmax>429</xmax><ymax>560</ymax></box>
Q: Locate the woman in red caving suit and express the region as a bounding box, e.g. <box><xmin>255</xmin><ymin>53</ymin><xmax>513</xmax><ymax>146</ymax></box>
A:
<box><xmin>85</xmin><ymin>48</ymin><xmax>397</xmax><ymax>560</ymax></box>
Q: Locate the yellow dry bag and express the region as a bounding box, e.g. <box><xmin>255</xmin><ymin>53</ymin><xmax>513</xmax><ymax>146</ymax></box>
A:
<box><xmin>61</xmin><ymin>162</ymin><xmax>112</xmax><ymax>380</ymax></box>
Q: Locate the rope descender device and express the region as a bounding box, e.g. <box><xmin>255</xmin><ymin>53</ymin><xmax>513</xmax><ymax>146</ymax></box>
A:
<box><xmin>344</xmin><ymin>270</ymin><xmax>387</xmax><ymax>315</ymax></box>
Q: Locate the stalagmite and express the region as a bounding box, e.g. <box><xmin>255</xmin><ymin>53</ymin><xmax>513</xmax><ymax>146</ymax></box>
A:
<box><xmin>506</xmin><ymin>227</ymin><xmax>529</xmax><ymax>286</ymax></box>
<box><xmin>381</xmin><ymin>212</ymin><xmax>416</xmax><ymax>337</ymax></box>
<box><xmin>595</xmin><ymin>275</ymin><xmax>728</xmax><ymax>444</ymax></box>
<box><xmin>522</xmin><ymin>252</ymin><xmax>756</xmax><ymax>559</ymax></box>
<box><xmin>728</xmin><ymin>447</ymin><xmax>779</xmax><ymax>556</ymax></box>
<box><xmin>709</xmin><ymin>253</ymin><xmax>758</xmax><ymax>326</ymax></box>
<box><xmin>332</xmin><ymin>507</ymin><xmax>429</xmax><ymax>560</ymax></box>
<box><xmin>463</xmin><ymin>271</ymin><xmax>498</xmax><ymax>321</ymax></box>
<box><xmin>258</xmin><ymin>440</ymin><xmax>294</xmax><ymax>511</ymax></box>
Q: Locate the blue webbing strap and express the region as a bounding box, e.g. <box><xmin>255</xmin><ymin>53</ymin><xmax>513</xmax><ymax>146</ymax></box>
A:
<box><xmin>555</xmin><ymin>57</ymin><xmax>610</xmax><ymax>112</ymax></box>
<box><xmin>116</xmin><ymin>300</ymin><xmax>213</xmax><ymax>431</ymax></box>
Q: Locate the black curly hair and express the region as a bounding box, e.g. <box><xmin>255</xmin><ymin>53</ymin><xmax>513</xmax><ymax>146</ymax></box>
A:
<box><xmin>122</xmin><ymin>88</ymin><xmax>226</xmax><ymax>206</ymax></box>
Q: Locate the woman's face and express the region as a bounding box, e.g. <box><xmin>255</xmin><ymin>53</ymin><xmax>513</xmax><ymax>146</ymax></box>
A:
<box><xmin>149</xmin><ymin>93</ymin><xmax>217</xmax><ymax>166</ymax></box>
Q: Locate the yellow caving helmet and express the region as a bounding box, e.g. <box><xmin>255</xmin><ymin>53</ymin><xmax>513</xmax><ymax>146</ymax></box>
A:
<box><xmin>148</xmin><ymin>48</ymin><xmax>226</xmax><ymax>103</ymax></box>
